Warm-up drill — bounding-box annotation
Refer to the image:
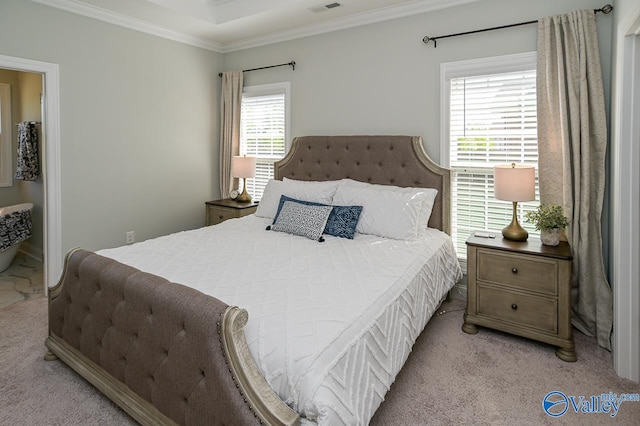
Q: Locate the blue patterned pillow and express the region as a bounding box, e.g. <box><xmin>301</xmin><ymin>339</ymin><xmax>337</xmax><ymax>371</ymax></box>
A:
<box><xmin>324</xmin><ymin>205</ymin><xmax>363</xmax><ymax>239</ymax></box>
<box><xmin>270</xmin><ymin>201</ymin><xmax>333</xmax><ymax>241</ymax></box>
<box><xmin>273</xmin><ymin>195</ymin><xmax>363</xmax><ymax>239</ymax></box>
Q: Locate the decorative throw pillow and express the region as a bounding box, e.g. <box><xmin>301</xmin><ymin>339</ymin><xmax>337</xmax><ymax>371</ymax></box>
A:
<box><xmin>270</xmin><ymin>201</ymin><xmax>333</xmax><ymax>241</ymax></box>
<box><xmin>324</xmin><ymin>205</ymin><xmax>363</xmax><ymax>239</ymax></box>
<box><xmin>273</xmin><ymin>195</ymin><xmax>363</xmax><ymax>239</ymax></box>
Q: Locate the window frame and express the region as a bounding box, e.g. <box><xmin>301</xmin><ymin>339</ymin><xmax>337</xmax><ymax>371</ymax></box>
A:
<box><xmin>440</xmin><ymin>52</ymin><xmax>539</xmax><ymax>263</ymax></box>
<box><xmin>240</xmin><ymin>81</ymin><xmax>291</xmax><ymax>200</ymax></box>
<box><xmin>440</xmin><ymin>52</ymin><xmax>537</xmax><ymax>168</ymax></box>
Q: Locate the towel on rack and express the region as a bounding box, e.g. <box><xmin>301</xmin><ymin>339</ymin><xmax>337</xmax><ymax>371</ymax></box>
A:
<box><xmin>15</xmin><ymin>121</ymin><xmax>40</xmax><ymax>181</ymax></box>
<box><xmin>0</xmin><ymin>209</ymin><xmax>32</xmax><ymax>251</ymax></box>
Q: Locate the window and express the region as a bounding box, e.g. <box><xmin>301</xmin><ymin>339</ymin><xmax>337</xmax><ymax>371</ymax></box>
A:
<box><xmin>0</xmin><ymin>83</ymin><xmax>12</xmax><ymax>187</ymax></box>
<box><xmin>441</xmin><ymin>53</ymin><xmax>540</xmax><ymax>260</ymax></box>
<box><xmin>240</xmin><ymin>82</ymin><xmax>290</xmax><ymax>201</ymax></box>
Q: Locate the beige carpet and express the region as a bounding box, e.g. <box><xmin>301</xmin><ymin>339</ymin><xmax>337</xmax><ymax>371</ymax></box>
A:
<box><xmin>1</xmin><ymin>297</ymin><xmax>639</xmax><ymax>425</ymax></box>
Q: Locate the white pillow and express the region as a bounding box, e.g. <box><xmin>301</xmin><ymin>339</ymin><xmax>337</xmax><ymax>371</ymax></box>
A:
<box><xmin>255</xmin><ymin>179</ymin><xmax>340</xmax><ymax>219</ymax></box>
<box><xmin>282</xmin><ymin>177</ymin><xmax>341</xmax><ymax>197</ymax></box>
<box><xmin>332</xmin><ymin>184</ymin><xmax>427</xmax><ymax>240</ymax></box>
<box><xmin>338</xmin><ymin>179</ymin><xmax>438</xmax><ymax>237</ymax></box>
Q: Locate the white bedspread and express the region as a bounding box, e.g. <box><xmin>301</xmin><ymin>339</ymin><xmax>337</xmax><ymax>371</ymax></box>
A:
<box><xmin>99</xmin><ymin>215</ymin><xmax>462</xmax><ymax>425</ymax></box>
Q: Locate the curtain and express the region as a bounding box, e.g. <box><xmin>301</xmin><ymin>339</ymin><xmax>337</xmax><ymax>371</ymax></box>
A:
<box><xmin>537</xmin><ymin>10</ymin><xmax>612</xmax><ymax>350</ymax></box>
<box><xmin>219</xmin><ymin>71</ymin><xmax>243</xmax><ymax>198</ymax></box>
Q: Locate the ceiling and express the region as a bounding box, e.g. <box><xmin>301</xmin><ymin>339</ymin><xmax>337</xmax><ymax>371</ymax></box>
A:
<box><xmin>31</xmin><ymin>0</ymin><xmax>477</xmax><ymax>52</ymax></box>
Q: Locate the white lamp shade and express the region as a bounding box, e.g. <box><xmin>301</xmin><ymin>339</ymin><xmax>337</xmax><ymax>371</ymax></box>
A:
<box><xmin>231</xmin><ymin>156</ymin><xmax>256</xmax><ymax>179</ymax></box>
<box><xmin>493</xmin><ymin>164</ymin><xmax>535</xmax><ymax>202</ymax></box>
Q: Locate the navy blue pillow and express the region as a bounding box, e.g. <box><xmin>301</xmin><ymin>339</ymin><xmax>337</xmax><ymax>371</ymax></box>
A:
<box><xmin>273</xmin><ymin>195</ymin><xmax>363</xmax><ymax>239</ymax></box>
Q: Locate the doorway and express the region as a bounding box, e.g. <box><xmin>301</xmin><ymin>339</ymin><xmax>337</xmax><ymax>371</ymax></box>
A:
<box><xmin>0</xmin><ymin>54</ymin><xmax>62</xmax><ymax>295</ymax></box>
<box><xmin>0</xmin><ymin>69</ymin><xmax>44</xmax><ymax>307</ymax></box>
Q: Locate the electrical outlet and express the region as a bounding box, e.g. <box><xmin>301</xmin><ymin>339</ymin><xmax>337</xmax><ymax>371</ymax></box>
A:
<box><xmin>126</xmin><ymin>231</ymin><xmax>135</xmax><ymax>245</ymax></box>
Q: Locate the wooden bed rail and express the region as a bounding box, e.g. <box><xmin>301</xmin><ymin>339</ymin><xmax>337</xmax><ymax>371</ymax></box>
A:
<box><xmin>221</xmin><ymin>307</ymin><xmax>299</xmax><ymax>425</ymax></box>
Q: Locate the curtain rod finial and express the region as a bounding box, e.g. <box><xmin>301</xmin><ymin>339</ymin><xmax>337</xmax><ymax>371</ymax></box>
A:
<box><xmin>423</xmin><ymin>36</ymin><xmax>437</xmax><ymax>47</ymax></box>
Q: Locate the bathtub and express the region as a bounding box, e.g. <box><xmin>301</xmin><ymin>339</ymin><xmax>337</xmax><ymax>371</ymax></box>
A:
<box><xmin>0</xmin><ymin>203</ymin><xmax>33</xmax><ymax>272</ymax></box>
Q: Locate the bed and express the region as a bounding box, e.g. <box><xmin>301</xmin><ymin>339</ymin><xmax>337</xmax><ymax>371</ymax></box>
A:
<box><xmin>45</xmin><ymin>135</ymin><xmax>462</xmax><ymax>425</ymax></box>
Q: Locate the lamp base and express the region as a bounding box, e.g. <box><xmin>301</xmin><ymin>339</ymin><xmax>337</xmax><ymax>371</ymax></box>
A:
<box><xmin>502</xmin><ymin>222</ymin><xmax>529</xmax><ymax>242</ymax></box>
<box><xmin>502</xmin><ymin>201</ymin><xmax>528</xmax><ymax>242</ymax></box>
<box><xmin>236</xmin><ymin>187</ymin><xmax>252</xmax><ymax>203</ymax></box>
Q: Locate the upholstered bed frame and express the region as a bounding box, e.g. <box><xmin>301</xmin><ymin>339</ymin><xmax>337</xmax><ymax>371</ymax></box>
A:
<box><xmin>45</xmin><ymin>135</ymin><xmax>450</xmax><ymax>425</ymax></box>
<box><xmin>276</xmin><ymin>136</ymin><xmax>450</xmax><ymax>233</ymax></box>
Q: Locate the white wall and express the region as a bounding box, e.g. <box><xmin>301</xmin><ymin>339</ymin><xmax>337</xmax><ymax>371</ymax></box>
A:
<box><xmin>222</xmin><ymin>0</ymin><xmax>612</xmax><ymax>162</ymax></box>
<box><xmin>0</xmin><ymin>0</ymin><xmax>223</xmax><ymax>256</ymax></box>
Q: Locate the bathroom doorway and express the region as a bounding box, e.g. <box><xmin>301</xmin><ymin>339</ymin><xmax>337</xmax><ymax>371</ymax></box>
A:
<box><xmin>0</xmin><ymin>54</ymin><xmax>62</xmax><ymax>299</ymax></box>
<box><xmin>0</xmin><ymin>68</ymin><xmax>45</xmax><ymax>307</ymax></box>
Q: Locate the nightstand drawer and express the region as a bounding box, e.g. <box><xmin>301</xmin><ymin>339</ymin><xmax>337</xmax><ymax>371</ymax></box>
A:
<box><xmin>207</xmin><ymin>206</ymin><xmax>239</xmax><ymax>225</ymax></box>
<box><xmin>477</xmin><ymin>249</ymin><xmax>557</xmax><ymax>295</ymax></box>
<box><xmin>477</xmin><ymin>285</ymin><xmax>557</xmax><ymax>334</ymax></box>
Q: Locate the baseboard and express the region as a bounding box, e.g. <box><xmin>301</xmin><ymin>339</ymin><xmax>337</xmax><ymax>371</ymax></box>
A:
<box><xmin>18</xmin><ymin>242</ymin><xmax>43</xmax><ymax>263</ymax></box>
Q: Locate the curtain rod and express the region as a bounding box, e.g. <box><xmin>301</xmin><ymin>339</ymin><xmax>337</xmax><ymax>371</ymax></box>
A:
<box><xmin>422</xmin><ymin>4</ymin><xmax>613</xmax><ymax>48</ymax></box>
<box><xmin>218</xmin><ymin>61</ymin><xmax>296</xmax><ymax>77</ymax></box>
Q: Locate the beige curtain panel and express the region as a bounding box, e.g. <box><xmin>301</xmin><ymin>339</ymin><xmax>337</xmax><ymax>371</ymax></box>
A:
<box><xmin>219</xmin><ymin>71</ymin><xmax>243</xmax><ymax>198</ymax></box>
<box><xmin>537</xmin><ymin>10</ymin><xmax>612</xmax><ymax>350</ymax></box>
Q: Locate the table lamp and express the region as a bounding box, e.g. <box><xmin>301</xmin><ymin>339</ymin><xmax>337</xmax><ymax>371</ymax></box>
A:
<box><xmin>231</xmin><ymin>155</ymin><xmax>256</xmax><ymax>203</ymax></box>
<box><xmin>493</xmin><ymin>163</ymin><xmax>535</xmax><ymax>241</ymax></box>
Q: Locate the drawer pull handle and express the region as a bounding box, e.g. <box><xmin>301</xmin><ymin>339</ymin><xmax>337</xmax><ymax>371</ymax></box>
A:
<box><xmin>511</xmin><ymin>304</ymin><xmax>518</xmax><ymax>310</ymax></box>
<box><xmin>511</xmin><ymin>268</ymin><xmax>518</xmax><ymax>274</ymax></box>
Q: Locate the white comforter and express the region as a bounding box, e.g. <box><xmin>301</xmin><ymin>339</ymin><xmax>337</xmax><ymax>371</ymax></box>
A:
<box><xmin>99</xmin><ymin>215</ymin><xmax>462</xmax><ymax>425</ymax></box>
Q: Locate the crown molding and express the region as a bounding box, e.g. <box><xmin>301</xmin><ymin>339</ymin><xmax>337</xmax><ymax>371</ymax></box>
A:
<box><xmin>29</xmin><ymin>0</ymin><xmax>224</xmax><ymax>52</ymax></box>
<box><xmin>29</xmin><ymin>0</ymin><xmax>478</xmax><ymax>54</ymax></box>
<box><xmin>219</xmin><ymin>0</ymin><xmax>479</xmax><ymax>53</ymax></box>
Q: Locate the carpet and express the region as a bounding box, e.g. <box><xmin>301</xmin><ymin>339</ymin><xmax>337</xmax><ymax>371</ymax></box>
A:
<box><xmin>1</xmin><ymin>297</ymin><xmax>638</xmax><ymax>425</ymax></box>
<box><xmin>0</xmin><ymin>297</ymin><xmax>134</xmax><ymax>425</ymax></box>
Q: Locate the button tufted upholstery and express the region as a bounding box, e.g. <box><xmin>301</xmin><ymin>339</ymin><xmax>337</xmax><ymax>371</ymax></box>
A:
<box><xmin>49</xmin><ymin>249</ymin><xmax>260</xmax><ymax>426</ymax></box>
<box><xmin>274</xmin><ymin>136</ymin><xmax>450</xmax><ymax>233</ymax></box>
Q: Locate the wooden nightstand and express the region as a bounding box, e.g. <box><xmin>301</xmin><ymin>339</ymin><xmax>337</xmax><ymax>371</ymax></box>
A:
<box><xmin>462</xmin><ymin>234</ymin><xmax>575</xmax><ymax>362</ymax></box>
<box><xmin>205</xmin><ymin>199</ymin><xmax>257</xmax><ymax>226</ymax></box>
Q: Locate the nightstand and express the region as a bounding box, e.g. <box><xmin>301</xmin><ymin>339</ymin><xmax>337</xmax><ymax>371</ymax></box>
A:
<box><xmin>462</xmin><ymin>234</ymin><xmax>575</xmax><ymax>362</ymax></box>
<box><xmin>205</xmin><ymin>199</ymin><xmax>257</xmax><ymax>226</ymax></box>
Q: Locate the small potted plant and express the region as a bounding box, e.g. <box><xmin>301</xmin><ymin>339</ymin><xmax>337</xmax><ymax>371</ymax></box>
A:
<box><xmin>525</xmin><ymin>204</ymin><xmax>569</xmax><ymax>246</ymax></box>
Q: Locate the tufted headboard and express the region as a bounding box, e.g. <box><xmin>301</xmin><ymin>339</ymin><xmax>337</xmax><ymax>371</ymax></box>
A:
<box><xmin>274</xmin><ymin>135</ymin><xmax>451</xmax><ymax>234</ymax></box>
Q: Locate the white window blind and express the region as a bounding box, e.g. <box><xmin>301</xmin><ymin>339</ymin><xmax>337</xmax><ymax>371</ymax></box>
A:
<box><xmin>449</xmin><ymin>69</ymin><xmax>540</xmax><ymax>258</ymax></box>
<box><xmin>240</xmin><ymin>91</ymin><xmax>286</xmax><ymax>201</ymax></box>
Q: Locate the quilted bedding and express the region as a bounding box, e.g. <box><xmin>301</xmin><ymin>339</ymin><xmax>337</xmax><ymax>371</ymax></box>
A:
<box><xmin>98</xmin><ymin>215</ymin><xmax>462</xmax><ymax>425</ymax></box>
